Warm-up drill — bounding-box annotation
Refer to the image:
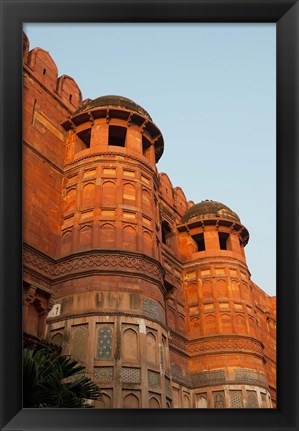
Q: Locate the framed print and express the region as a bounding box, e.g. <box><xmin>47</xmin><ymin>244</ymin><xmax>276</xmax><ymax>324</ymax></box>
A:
<box><xmin>0</xmin><ymin>1</ymin><xmax>298</xmax><ymax>431</ymax></box>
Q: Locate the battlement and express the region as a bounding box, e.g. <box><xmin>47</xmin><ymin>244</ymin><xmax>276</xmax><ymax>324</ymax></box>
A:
<box><xmin>23</xmin><ymin>32</ymin><xmax>82</xmax><ymax>112</ymax></box>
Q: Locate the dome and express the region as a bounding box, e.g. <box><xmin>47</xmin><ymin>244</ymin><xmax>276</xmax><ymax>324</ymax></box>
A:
<box><xmin>181</xmin><ymin>200</ymin><xmax>240</xmax><ymax>224</ymax></box>
<box><xmin>73</xmin><ymin>95</ymin><xmax>152</xmax><ymax>120</ymax></box>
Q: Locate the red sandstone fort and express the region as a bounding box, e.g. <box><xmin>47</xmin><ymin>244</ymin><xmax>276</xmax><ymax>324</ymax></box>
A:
<box><xmin>22</xmin><ymin>33</ymin><xmax>276</xmax><ymax>409</ymax></box>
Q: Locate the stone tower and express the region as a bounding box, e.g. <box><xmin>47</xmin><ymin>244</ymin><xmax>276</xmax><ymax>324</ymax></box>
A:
<box><xmin>47</xmin><ymin>95</ymin><xmax>172</xmax><ymax>408</ymax></box>
<box><xmin>176</xmin><ymin>201</ymin><xmax>273</xmax><ymax>408</ymax></box>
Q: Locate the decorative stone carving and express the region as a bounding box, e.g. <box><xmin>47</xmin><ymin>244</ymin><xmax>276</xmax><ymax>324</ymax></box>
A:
<box><xmin>23</xmin><ymin>285</ymin><xmax>37</xmax><ymax>304</ymax></box>
<box><xmin>66</xmin><ymin>151</ymin><xmax>154</xmax><ymax>172</ymax></box>
<box><xmin>148</xmin><ymin>370</ymin><xmax>160</xmax><ymax>387</ymax></box>
<box><xmin>170</xmin><ymin>364</ymin><xmax>192</xmax><ymax>387</ymax></box>
<box><xmin>214</xmin><ymin>392</ymin><xmax>225</xmax><ymax>408</ymax></box>
<box><xmin>23</xmin><ymin>246</ymin><xmax>164</xmax><ymax>284</ymax></box>
<box><xmin>169</xmin><ymin>331</ymin><xmax>188</xmax><ymax>351</ymax></box>
<box><xmin>94</xmin><ymin>367</ymin><xmax>114</xmax><ymax>381</ymax></box>
<box><xmin>188</xmin><ymin>336</ymin><xmax>263</xmax><ymax>357</ymax></box>
<box><xmin>192</xmin><ymin>369</ymin><xmax>226</xmax><ymax>387</ymax></box>
<box><xmin>247</xmin><ymin>391</ymin><xmax>259</xmax><ymax>408</ymax></box>
<box><xmin>235</xmin><ymin>368</ymin><xmax>268</xmax><ymax>386</ymax></box>
<box><xmin>97</xmin><ymin>326</ymin><xmax>113</xmax><ymax>359</ymax></box>
<box><xmin>120</xmin><ymin>367</ymin><xmax>141</xmax><ymax>384</ymax></box>
<box><xmin>230</xmin><ymin>390</ymin><xmax>243</xmax><ymax>408</ymax></box>
<box><xmin>143</xmin><ymin>298</ymin><xmax>165</xmax><ymax>324</ymax></box>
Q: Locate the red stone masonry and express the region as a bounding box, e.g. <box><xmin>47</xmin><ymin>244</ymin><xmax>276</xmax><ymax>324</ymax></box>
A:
<box><xmin>23</xmin><ymin>32</ymin><xmax>276</xmax><ymax>409</ymax></box>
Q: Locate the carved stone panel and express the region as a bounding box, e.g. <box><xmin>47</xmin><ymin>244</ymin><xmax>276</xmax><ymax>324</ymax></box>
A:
<box><xmin>213</xmin><ymin>392</ymin><xmax>225</xmax><ymax>408</ymax></box>
<box><xmin>230</xmin><ymin>390</ymin><xmax>243</xmax><ymax>408</ymax></box>
<box><xmin>96</xmin><ymin>326</ymin><xmax>113</xmax><ymax>359</ymax></box>
<box><xmin>148</xmin><ymin>370</ymin><xmax>160</xmax><ymax>387</ymax></box>
<box><xmin>143</xmin><ymin>298</ymin><xmax>165</xmax><ymax>324</ymax></box>
<box><xmin>247</xmin><ymin>391</ymin><xmax>259</xmax><ymax>408</ymax></box>
<box><xmin>192</xmin><ymin>369</ymin><xmax>226</xmax><ymax>387</ymax></box>
<box><xmin>94</xmin><ymin>367</ymin><xmax>114</xmax><ymax>381</ymax></box>
<box><xmin>120</xmin><ymin>367</ymin><xmax>141</xmax><ymax>384</ymax></box>
<box><xmin>72</xmin><ymin>325</ymin><xmax>88</xmax><ymax>363</ymax></box>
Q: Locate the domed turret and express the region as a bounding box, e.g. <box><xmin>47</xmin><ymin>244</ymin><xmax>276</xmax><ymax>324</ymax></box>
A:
<box><xmin>182</xmin><ymin>200</ymin><xmax>240</xmax><ymax>224</ymax></box>
<box><xmin>178</xmin><ymin>199</ymin><xmax>249</xmax><ymax>258</ymax></box>
<box><xmin>62</xmin><ymin>94</ymin><xmax>164</xmax><ymax>164</ymax></box>
<box><xmin>74</xmin><ymin>95</ymin><xmax>152</xmax><ymax>120</ymax></box>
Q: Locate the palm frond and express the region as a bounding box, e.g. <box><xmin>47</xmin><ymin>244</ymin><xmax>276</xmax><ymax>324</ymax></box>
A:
<box><xmin>23</xmin><ymin>348</ymin><xmax>101</xmax><ymax>408</ymax></box>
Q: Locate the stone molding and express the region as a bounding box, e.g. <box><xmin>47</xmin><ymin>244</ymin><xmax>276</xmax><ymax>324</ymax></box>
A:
<box><xmin>188</xmin><ymin>335</ymin><xmax>264</xmax><ymax>357</ymax></box>
<box><xmin>23</xmin><ymin>244</ymin><xmax>164</xmax><ymax>286</ymax></box>
<box><xmin>169</xmin><ymin>332</ymin><xmax>264</xmax><ymax>359</ymax></box>
<box><xmin>184</xmin><ymin>256</ymin><xmax>250</xmax><ymax>272</ymax></box>
<box><xmin>47</xmin><ymin>310</ymin><xmax>169</xmax><ymax>332</ymax></box>
<box><xmin>169</xmin><ymin>332</ymin><xmax>188</xmax><ymax>354</ymax></box>
<box><xmin>64</xmin><ymin>151</ymin><xmax>156</xmax><ymax>173</ymax></box>
<box><xmin>170</xmin><ymin>364</ymin><xmax>268</xmax><ymax>390</ymax></box>
<box><xmin>192</xmin><ymin>369</ymin><xmax>226</xmax><ymax>387</ymax></box>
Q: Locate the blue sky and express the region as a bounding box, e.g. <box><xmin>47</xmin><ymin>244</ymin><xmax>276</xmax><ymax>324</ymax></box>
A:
<box><xmin>23</xmin><ymin>23</ymin><xmax>276</xmax><ymax>296</ymax></box>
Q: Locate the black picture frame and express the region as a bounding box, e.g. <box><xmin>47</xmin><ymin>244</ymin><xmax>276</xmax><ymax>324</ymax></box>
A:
<box><xmin>0</xmin><ymin>1</ymin><xmax>298</xmax><ymax>430</ymax></box>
